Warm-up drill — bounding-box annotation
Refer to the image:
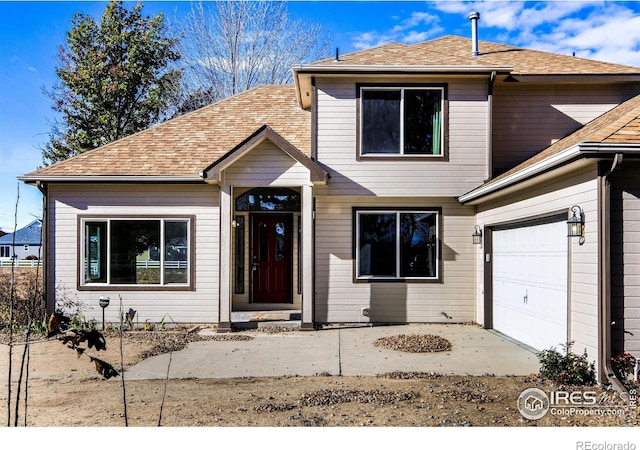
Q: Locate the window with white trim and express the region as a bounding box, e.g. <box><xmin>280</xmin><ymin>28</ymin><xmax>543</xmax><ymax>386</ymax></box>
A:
<box><xmin>360</xmin><ymin>86</ymin><xmax>444</xmax><ymax>156</ymax></box>
<box><xmin>0</xmin><ymin>246</ymin><xmax>10</xmax><ymax>258</ymax></box>
<box><xmin>82</xmin><ymin>218</ymin><xmax>191</xmax><ymax>286</ymax></box>
<box><xmin>355</xmin><ymin>209</ymin><xmax>439</xmax><ymax>280</ymax></box>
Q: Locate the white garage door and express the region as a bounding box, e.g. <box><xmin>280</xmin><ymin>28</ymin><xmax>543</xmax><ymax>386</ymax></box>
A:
<box><xmin>493</xmin><ymin>220</ymin><xmax>568</xmax><ymax>351</ymax></box>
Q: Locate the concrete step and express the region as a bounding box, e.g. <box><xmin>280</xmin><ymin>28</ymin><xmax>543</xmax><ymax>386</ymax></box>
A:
<box><xmin>231</xmin><ymin>310</ymin><xmax>301</xmax><ymax>323</ymax></box>
<box><xmin>232</xmin><ymin>320</ymin><xmax>301</xmax><ymax>331</ymax></box>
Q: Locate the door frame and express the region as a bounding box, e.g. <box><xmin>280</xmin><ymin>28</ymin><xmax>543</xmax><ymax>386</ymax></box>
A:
<box><xmin>249</xmin><ymin>212</ymin><xmax>294</xmax><ymax>304</ymax></box>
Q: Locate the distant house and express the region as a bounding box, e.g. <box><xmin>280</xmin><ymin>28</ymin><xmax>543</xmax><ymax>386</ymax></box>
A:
<box><xmin>0</xmin><ymin>220</ymin><xmax>42</xmax><ymax>260</ymax></box>
<box><xmin>17</xmin><ymin>14</ymin><xmax>640</xmax><ymax>386</ymax></box>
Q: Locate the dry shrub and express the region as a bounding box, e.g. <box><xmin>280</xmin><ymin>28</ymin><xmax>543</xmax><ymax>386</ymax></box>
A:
<box><xmin>0</xmin><ymin>268</ymin><xmax>46</xmax><ymax>331</ymax></box>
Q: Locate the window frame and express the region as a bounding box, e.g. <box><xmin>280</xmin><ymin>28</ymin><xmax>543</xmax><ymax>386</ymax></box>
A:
<box><xmin>78</xmin><ymin>216</ymin><xmax>195</xmax><ymax>291</ymax></box>
<box><xmin>353</xmin><ymin>207</ymin><xmax>442</xmax><ymax>282</ymax></box>
<box><xmin>357</xmin><ymin>83</ymin><xmax>447</xmax><ymax>160</ymax></box>
<box><xmin>0</xmin><ymin>246</ymin><xmax>10</xmax><ymax>258</ymax></box>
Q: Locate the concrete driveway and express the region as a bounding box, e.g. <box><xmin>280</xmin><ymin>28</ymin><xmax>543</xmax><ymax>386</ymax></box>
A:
<box><xmin>123</xmin><ymin>324</ymin><xmax>540</xmax><ymax>380</ymax></box>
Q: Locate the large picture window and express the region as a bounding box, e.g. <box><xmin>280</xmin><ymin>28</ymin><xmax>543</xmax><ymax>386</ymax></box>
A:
<box><xmin>360</xmin><ymin>86</ymin><xmax>444</xmax><ymax>156</ymax></box>
<box><xmin>82</xmin><ymin>218</ymin><xmax>191</xmax><ymax>287</ymax></box>
<box><xmin>355</xmin><ymin>209</ymin><xmax>439</xmax><ymax>280</ymax></box>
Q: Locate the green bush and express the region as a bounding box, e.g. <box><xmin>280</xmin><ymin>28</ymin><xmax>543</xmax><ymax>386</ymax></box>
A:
<box><xmin>538</xmin><ymin>341</ymin><xmax>596</xmax><ymax>386</ymax></box>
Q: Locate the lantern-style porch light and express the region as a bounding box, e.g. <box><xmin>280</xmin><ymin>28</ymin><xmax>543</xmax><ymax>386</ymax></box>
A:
<box><xmin>472</xmin><ymin>225</ymin><xmax>483</xmax><ymax>245</ymax></box>
<box><xmin>567</xmin><ymin>205</ymin><xmax>585</xmax><ymax>245</ymax></box>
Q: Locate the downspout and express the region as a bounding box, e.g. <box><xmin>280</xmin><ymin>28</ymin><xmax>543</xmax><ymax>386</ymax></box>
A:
<box><xmin>599</xmin><ymin>153</ymin><xmax>627</xmax><ymax>397</ymax></box>
<box><xmin>35</xmin><ymin>181</ymin><xmax>50</xmax><ymax>315</ymax></box>
<box><xmin>486</xmin><ymin>71</ymin><xmax>496</xmax><ymax>181</ymax></box>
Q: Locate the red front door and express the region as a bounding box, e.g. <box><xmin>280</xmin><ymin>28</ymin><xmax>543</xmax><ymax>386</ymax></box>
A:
<box><xmin>251</xmin><ymin>214</ymin><xmax>293</xmax><ymax>303</ymax></box>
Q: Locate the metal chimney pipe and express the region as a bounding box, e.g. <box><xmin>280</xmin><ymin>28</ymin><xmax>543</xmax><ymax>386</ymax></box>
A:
<box><xmin>469</xmin><ymin>11</ymin><xmax>480</xmax><ymax>56</ymax></box>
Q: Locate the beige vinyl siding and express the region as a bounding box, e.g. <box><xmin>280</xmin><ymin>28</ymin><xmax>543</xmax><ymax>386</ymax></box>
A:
<box><xmin>47</xmin><ymin>183</ymin><xmax>219</xmax><ymax>324</ymax></box>
<box><xmin>492</xmin><ymin>83</ymin><xmax>639</xmax><ymax>175</ymax></box>
<box><xmin>475</xmin><ymin>166</ymin><xmax>600</xmax><ymax>361</ymax></box>
<box><xmin>314</xmin><ymin>196</ymin><xmax>476</xmax><ymax>323</ymax></box>
<box><xmin>611</xmin><ymin>163</ymin><xmax>640</xmax><ymax>357</ymax></box>
<box><xmin>315</xmin><ymin>77</ymin><xmax>488</xmax><ymax>197</ymax></box>
<box><xmin>223</xmin><ymin>141</ymin><xmax>312</xmax><ymax>187</ymax></box>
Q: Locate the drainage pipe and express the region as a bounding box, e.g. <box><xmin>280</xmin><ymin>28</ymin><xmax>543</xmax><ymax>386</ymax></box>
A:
<box><xmin>35</xmin><ymin>181</ymin><xmax>50</xmax><ymax>315</ymax></box>
<box><xmin>598</xmin><ymin>153</ymin><xmax>628</xmax><ymax>399</ymax></box>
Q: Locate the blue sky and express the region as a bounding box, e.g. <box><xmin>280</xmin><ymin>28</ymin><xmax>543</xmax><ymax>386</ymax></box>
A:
<box><xmin>2</xmin><ymin>0</ymin><xmax>640</xmax><ymax>232</ymax></box>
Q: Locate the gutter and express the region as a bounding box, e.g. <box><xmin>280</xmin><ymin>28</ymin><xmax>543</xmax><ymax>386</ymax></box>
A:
<box><xmin>18</xmin><ymin>175</ymin><xmax>205</xmax><ymax>184</ymax></box>
<box><xmin>486</xmin><ymin>71</ymin><xmax>496</xmax><ymax>181</ymax></box>
<box><xmin>293</xmin><ymin>64</ymin><xmax>513</xmax><ymax>74</ymax></box>
<box><xmin>459</xmin><ymin>143</ymin><xmax>640</xmax><ymax>204</ymax></box>
<box><xmin>599</xmin><ymin>153</ymin><xmax>629</xmax><ymax>398</ymax></box>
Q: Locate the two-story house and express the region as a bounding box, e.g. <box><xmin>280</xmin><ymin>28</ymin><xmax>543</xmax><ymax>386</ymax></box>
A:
<box><xmin>19</xmin><ymin>19</ymin><xmax>640</xmax><ymax>383</ymax></box>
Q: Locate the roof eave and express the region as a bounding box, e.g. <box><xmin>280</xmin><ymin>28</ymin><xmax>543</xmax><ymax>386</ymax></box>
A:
<box><xmin>459</xmin><ymin>143</ymin><xmax>640</xmax><ymax>205</ymax></box>
<box><xmin>292</xmin><ymin>64</ymin><xmax>513</xmax><ymax>109</ymax></box>
<box><xmin>18</xmin><ymin>175</ymin><xmax>206</xmax><ymax>184</ymax></box>
<box><xmin>459</xmin><ymin>145</ymin><xmax>583</xmax><ymax>204</ymax></box>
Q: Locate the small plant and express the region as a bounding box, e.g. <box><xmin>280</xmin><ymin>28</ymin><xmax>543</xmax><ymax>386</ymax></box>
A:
<box><xmin>611</xmin><ymin>352</ymin><xmax>638</xmax><ymax>386</ymax></box>
<box><xmin>53</xmin><ymin>281</ymin><xmax>91</xmax><ymax>330</ymax></box>
<box><xmin>538</xmin><ymin>341</ymin><xmax>596</xmax><ymax>386</ymax></box>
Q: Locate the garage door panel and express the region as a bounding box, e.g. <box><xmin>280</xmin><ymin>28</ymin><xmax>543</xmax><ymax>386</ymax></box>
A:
<box><xmin>493</xmin><ymin>221</ymin><xmax>568</xmax><ymax>351</ymax></box>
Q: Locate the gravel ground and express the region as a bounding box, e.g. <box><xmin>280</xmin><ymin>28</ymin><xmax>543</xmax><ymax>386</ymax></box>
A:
<box><xmin>1</xmin><ymin>327</ymin><xmax>639</xmax><ymax>428</ymax></box>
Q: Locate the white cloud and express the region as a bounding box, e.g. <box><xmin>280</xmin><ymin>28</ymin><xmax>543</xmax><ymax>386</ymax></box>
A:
<box><xmin>350</xmin><ymin>6</ymin><xmax>443</xmax><ymax>49</ymax></box>
<box><xmin>391</xmin><ymin>11</ymin><xmax>441</xmax><ymax>33</ymax></box>
<box><xmin>425</xmin><ymin>1</ymin><xmax>640</xmax><ymax>66</ymax></box>
<box><xmin>402</xmin><ymin>30</ymin><xmax>439</xmax><ymax>44</ymax></box>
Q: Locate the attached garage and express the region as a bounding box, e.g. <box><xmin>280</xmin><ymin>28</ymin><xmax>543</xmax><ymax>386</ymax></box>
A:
<box><xmin>492</xmin><ymin>218</ymin><xmax>569</xmax><ymax>351</ymax></box>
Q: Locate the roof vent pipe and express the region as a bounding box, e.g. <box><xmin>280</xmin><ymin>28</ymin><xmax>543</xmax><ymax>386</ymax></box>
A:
<box><xmin>469</xmin><ymin>11</ymin><xmax>480</xmax><ymax>56</ymax></box>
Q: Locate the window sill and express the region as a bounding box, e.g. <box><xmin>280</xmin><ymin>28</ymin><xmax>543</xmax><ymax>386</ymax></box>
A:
<box><xmin>355</xmin><ymin>277</ymin><xmax>442</xmax><ymax>284</ymax></box>
<box><xmin>78</xmin><ymin>284</ymin><xmax>193</xmax><ymax>292</ymax></box>
<box><xmin>358</xmin><ymin>154</ymin><xmax>447</xmax><ymax>162</ymax></box>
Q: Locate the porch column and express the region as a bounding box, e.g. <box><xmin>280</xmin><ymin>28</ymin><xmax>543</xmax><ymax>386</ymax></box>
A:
<box><xmin>301</xmin><ymin>184</ymin><xmax>314</xmax><ymax>330</ymax></box>
<box><xmin>218</xmin><ymin>184</ymin><xmax>232</xmax><ymax>332</ymax></box>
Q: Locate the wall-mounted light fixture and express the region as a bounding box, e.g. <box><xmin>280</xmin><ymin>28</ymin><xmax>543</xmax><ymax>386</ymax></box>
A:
<box><xmin>472</xmin><ymin>225</ymin><xmax>483</xmax><ymax>245</ymax></box>
<box><xmin>567</xmin><ymin>205</ymin><xmax>585</xmax><ymax>245</ymax></box>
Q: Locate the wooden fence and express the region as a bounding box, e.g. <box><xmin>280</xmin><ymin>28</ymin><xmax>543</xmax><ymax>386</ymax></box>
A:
<box><xmin>0</xmin><ymin>259</ymin><xmax>43</xmax><ymax>268</ymax></box>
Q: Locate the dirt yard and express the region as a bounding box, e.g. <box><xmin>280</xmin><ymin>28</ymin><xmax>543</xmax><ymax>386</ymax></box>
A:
<box><xmin>0</xmin><ymin>328</ymin><xmax>638</xmax><ymax>428</ymax></box>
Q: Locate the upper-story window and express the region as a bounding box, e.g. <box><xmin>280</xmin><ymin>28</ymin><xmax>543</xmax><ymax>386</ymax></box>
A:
<box><xmin>359</xmin><ymin>86</ymin><xmax>444</xmax><ymax>157</ymax></box>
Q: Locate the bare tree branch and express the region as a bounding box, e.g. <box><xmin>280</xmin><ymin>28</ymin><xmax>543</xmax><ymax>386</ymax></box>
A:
<box><xmin>169</xmin><ymin>0</ymin><xmax>331</xmax><ymax>115</ymax></box>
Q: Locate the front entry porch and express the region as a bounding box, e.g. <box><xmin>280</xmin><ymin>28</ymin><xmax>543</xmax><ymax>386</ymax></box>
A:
<box><xmin>202</xmin><ymin>126</ymin><xmax>329</xmax><ymax>333</ymax></box>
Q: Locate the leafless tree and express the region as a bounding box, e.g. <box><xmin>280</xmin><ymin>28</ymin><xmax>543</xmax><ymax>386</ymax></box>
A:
<box><xmin>170</xmin><ymin>0</ymin><xmax>331</xmax><ymax>114</ymax></box>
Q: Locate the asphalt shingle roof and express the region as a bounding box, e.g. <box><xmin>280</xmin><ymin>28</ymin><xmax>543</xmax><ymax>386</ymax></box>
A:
<box><xmin>0</xmin><ymin>220</ymin><xmax>42</xmax><ymax>245</ymax></box>
<box><xmin>316</xmin><ymin>36</ymin><xmax>640</xmax><ymax>75</ymax></box>
<box><xmin>23</xmin><ymin>36</ymin><xmax>640</xmax><ymax>181</ymax></box>
<box><xmin>26</xmin><ymin>85</ymin><xmax>310</xmax><ymax>178</ymax></box>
